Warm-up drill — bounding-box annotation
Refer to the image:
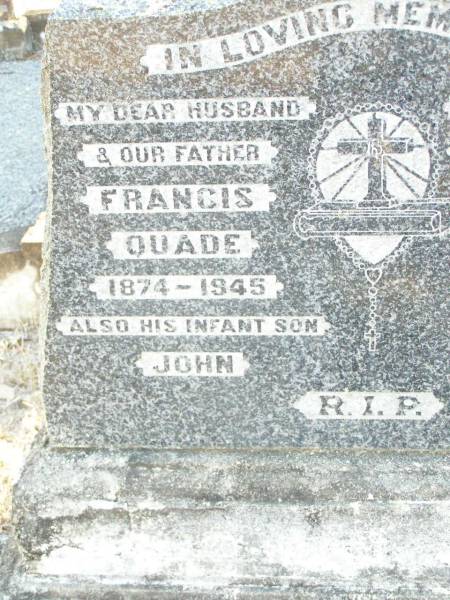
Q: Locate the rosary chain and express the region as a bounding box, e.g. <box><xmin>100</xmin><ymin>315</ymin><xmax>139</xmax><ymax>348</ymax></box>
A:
<box><xmin>334</xmin><ymin>236</ymin><xmax>415</xmax><ymax>352</ymax></box>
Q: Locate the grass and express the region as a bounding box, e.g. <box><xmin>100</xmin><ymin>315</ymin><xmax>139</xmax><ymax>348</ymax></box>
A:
<box><xmin>0</xmin><ymin>323</ymin><xmax>40</xmax><ymax>392</ymax></box>
<box><xmin>0</xmin><ymin>323</ymin><xmax>42</xmax><ymax>527</ymax></box>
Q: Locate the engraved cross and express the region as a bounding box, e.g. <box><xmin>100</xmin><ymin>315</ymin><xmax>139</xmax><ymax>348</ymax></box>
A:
<box><xmin>364</xmin><ymin>328</ymin><xmax>381</xmax><ymax>352</ymax></box>
<box><xmin>337</xmin><ymin>113</ymin><xmax>414</xmax><ymax>205</ymax></box>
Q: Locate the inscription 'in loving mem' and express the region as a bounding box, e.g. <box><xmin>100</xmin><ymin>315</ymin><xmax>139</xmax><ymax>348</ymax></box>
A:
<box><xmin>140</xmin><ymin>0</ymin><xmax>449</xmax><ymax>74</ymax></box>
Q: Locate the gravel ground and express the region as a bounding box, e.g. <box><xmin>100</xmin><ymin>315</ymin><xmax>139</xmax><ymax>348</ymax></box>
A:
<box><xmin>0</xmin><ymin>55</ymin><xmax>46</xmax><ymax>526</ymax></box>
<box><xmin>0</xmin><ymin>328</ymin><xmax>43</xmax><ymax>526</ymax></box>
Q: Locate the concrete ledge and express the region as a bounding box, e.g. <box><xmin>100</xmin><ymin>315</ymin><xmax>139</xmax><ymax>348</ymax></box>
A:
<box><xmin>5</xmin><ymin>448</ymin><xmax>450</xmax><ymax>598</ymax></box>
<box><xmin>14</xmin><ymin>448</ymin><xmax>450</xmax><ymax>508</ymax></box>
<box><xmin>9</xmin><ymin>577</ymin><xmax>450</xmax><ymax>600</ymax></box>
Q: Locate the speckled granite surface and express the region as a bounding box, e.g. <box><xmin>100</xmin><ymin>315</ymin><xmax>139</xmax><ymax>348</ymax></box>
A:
<box><xmin>51</xmin><ymin>0</ymin><xmax>245</xmax><ymax>20</ymax></box>
<box><xmin>0</xmin><ymin>59</ymin><xmax>46</xmax><ymax>250</ymax></box>
<box><xmin>40</xmin><ymin>0</ymin><xmax>449</xmax><ymax>448</ymax></box>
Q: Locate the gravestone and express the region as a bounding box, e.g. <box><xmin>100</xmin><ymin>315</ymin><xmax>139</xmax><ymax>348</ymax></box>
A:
<box><xmin>6</xmin><ymin>0</ymin><xmax>450</xmax><ymax>597</ymax></box>
<box><xmin>41</xmin><ymin>0</ymin><xmax>449</xmax><ymax>449</ymax></box>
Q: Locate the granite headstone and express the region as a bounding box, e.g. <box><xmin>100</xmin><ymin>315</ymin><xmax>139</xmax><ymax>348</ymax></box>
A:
<box><xmin>42</xmin><ymin>0</ymin><xmax>449</xmax><ymax>449</ymax></box>
<box><xmin>4</xmin><ymin>1</ymin><xmax>450</xmax><ymax>597</ymax></box>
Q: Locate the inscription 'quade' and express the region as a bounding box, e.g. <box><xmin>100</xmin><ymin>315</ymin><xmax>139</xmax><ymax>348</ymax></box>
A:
<box><xmin>106</xmin><ymin>230</ymin><xmax>259</xmax><ymax>259</ymax></box>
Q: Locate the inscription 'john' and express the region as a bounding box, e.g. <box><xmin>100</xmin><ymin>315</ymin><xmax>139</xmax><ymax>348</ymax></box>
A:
<box><xmin>137</xmin><ymin>352</ymin><xmax>250</xmax><ymax>377</ymax></box>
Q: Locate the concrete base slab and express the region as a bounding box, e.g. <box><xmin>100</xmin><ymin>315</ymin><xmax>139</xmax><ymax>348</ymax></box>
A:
<box><xmin>3</xmin><ymin>448</ymin><xmax>449</xmax><ymax>598</ymax></box>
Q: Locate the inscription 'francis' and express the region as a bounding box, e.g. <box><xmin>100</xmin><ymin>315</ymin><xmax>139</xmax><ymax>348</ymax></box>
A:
<box><xmin>81</xmin><ymin>185</ymin><xmax>276</xmax><ymax>214</ymax></box>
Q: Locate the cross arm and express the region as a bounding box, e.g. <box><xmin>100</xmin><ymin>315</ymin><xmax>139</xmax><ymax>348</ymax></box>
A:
<box><xmin>337</xmin><ymin>139</ymin><xmax>369</xmax><ymax>155</ymax></box>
